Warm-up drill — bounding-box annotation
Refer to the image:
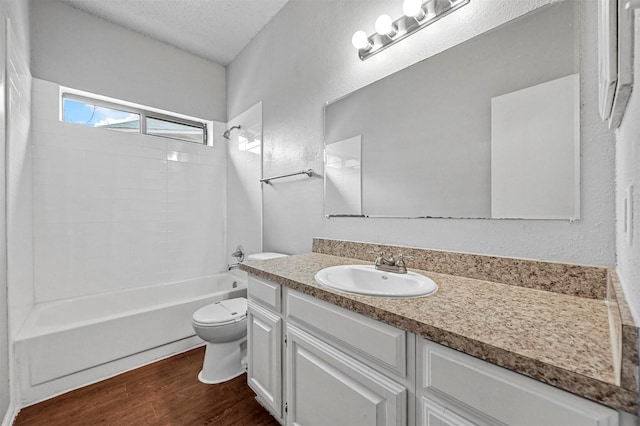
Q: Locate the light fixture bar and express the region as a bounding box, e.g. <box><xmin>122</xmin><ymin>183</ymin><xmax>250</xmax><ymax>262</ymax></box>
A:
<box><xmin>356</xmin><ymin>0</ymin><xmax>470</xmax><ymax>61</ymax></box>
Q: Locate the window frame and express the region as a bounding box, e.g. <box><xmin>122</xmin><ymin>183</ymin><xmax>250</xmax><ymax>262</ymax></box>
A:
<box><xmin>61</xmin><ymin>92</ymin><xmax>209</xmax><ymax>145</ymax></box>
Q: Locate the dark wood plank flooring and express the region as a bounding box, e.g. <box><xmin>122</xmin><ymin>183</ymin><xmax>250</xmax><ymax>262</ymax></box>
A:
<box><xmin>14</xmin><ymin>347</ymin><xmax>280</xmax><ymax>426</ymax></box>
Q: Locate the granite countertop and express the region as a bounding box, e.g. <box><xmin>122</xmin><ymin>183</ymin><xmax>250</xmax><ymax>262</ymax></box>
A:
<box><xmin>241</xmin><ymin>252</ymin><xmax>637</xmax><ymax>414</ymax></box>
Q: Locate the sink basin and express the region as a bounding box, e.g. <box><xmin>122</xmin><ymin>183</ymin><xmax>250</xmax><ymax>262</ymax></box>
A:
<box><xmin>314</xmin><ymin>265</ymin><xmax>437</xmax><ymax>297</ymax></box>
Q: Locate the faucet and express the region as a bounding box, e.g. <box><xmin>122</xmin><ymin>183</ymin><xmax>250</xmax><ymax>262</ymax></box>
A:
<box><xmin>369</xmin><ymin>251</ymin><xmax>413</xmax><ymax>274</ymax></box>
<box><xmin>228</xmin><ymin>245</ymin><xmax>246</xmax><ymax>270</ymax></box>
<box><xmin>231</xmin><ymin>245</ymin><xmax>245</xmax><ymax>263</ymax></box>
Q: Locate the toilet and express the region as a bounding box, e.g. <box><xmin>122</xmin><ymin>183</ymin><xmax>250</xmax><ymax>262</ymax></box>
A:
<box><xmin>192</xmin><ymin>252</ymin><xmax>288</xmax><ymax>384</ymax></box>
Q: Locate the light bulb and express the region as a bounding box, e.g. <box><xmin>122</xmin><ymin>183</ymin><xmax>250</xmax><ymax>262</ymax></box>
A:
<box><xmin>351</xmin><ymin>30</ymin><xmax>371</xmax><ymax>50</ymax></box>
<box><xmin>375</xmin><ymin>14</ymin><xmax>396</xmax><ymax>37</ymax></box>
<box><xmin>403</xmin><ymin>0</ymin><xmax>425</xmax><ymax>19</ymax></box>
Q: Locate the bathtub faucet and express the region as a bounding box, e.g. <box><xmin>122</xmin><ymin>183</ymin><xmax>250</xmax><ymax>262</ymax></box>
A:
<box><xmin>228</xmin><ymin>263</ymin><xmax>240</xmax><ymax>271</ymax></box>
<box><xmin>231</xmin><ymin>245</ymin><xmax>245</xmax><ymax>263</ymax></box>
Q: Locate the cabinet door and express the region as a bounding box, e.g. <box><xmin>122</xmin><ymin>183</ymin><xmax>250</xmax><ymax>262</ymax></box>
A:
<box><xmin>420</xmin><ymin>397</ymin><xmax>480</xmax><ymax>426</ymax></box>
<box><xmin>247</xmin><ymin>300</ymin><xmax>283</xmax><ymax>419</ymax></box>
<box><xmin>286</xmin><ymin>324</ymin><xmax>407</xmax><ymax>426</ymax></box>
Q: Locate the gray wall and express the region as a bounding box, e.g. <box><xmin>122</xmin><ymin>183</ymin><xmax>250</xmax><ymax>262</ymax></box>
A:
<box><xmin>30</xmin><ymin>0</ymin><xmax>226</xmax><ymax>121</ymax></box>
<box><xmin>227</xmin><ymin>0</ymin><xmax>616</xmax><ymax>266</ymax></box>
<box><xmin>616</xmin><ymin>11</ymin><xmax>640</xmax><ymax>322</ymax></box>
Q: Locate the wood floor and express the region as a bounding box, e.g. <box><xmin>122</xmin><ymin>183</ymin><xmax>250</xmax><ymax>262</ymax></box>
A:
<box><xmin>14</xmin><ymin>347</ymin><xmax>281</xmax><ymax>426</ymax></box>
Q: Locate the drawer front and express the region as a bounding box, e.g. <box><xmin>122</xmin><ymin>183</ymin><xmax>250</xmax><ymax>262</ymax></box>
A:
<box><xmin>248</xmin><ymin>275</ymin><xmax>281</xmax><ymax>312</ymax></box>
<box><xmin>420</xmin><ymin>397</ymin><xmax>484</xmax><ymax>426</ymax></box>
<box><xmin>420</xmin><ymin>340</ymin><xmax>618</xmax><ymax>426</ymax></box>
<box><xmin>286</xmin><ymin>289</ymin><xmax>407</xmax><ymax>376</ymax></box>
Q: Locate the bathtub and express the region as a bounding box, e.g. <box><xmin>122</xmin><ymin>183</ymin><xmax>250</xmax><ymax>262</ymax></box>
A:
<box><xmin>15</xmin><ymin>271</ymin><xmax>246</xmax><ymax>403</ymax></box>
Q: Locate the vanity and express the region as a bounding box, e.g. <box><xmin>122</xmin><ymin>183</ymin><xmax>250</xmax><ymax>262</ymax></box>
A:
<box><xmin>241</xmin><ymin>239</ymin><xmax>639</xmax><ymax>426</ymax></box>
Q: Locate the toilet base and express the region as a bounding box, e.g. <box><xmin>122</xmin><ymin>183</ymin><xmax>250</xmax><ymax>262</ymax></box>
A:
<box><xmin>198</xmin><ymin>338</ymin><xmax>247</xmax><ymax>385</ymax></box>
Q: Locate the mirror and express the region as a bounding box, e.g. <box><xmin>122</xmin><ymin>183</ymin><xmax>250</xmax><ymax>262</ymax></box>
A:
<box><xmin>324</xmin><ymin>1</ymin><xmax>580</xmax><ymax>219</ymax></box>
<box><xmin>325</xmin><ymin>135</ymin><xmax>362</xmax><ymax>216</ymax></box>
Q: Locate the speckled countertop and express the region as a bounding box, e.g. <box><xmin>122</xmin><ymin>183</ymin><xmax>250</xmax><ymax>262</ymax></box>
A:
<box><xmin>241</xmin><ymin>252</ymin><xmax>638</xmax><ymax>414</ymax></box>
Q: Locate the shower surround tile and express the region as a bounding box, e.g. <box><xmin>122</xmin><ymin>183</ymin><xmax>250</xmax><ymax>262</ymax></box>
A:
<box><xmin>31</xmin><ymin>78</ymin><xmax>227</xmax><ymax>303</ymax></box>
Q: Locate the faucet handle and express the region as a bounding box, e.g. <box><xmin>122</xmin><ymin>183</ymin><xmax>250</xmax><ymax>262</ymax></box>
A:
<box><xmin>368</xmin><ymin>251</ymin><xmax>384</xmax><ymax>264</ymax></box>
<box><xmin>395</xmin><ymin>253</ymin><xmax>414</xmax><ymax>267</ymax></box>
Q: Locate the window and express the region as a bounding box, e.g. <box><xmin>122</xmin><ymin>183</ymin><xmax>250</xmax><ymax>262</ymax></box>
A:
<box><xmin>146</xmin><ymin>116</ymin><xmax>204</xmax><ymax>144</ymax></box>
<box><xmin>61</xmin><ymin>91</ymin><xmax>209</xmax><ymax>145</ymax></box>
<box><xmin>63</xmin><ymin>98</ymin><xmax>140</xmax><ymax>132</ymax></box>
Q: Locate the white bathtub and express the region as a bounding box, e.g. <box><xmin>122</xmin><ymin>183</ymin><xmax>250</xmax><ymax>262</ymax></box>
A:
<box><xmin>15</xmin><ymin>271</ymin><xmax>247</xmax><ymax>403</ymax></box>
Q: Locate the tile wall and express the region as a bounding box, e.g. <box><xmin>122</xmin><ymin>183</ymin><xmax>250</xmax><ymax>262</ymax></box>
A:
<box><xmin>226</xmin><ymin>102</ymin><xmax>263</xmax><ymax>265</ymax></box>
<box><xmin>7</xmin><ymin>19</ymin><xmax>33</xmax><ymax>339</ymax></box>
<box><xmin>31</xmin><ymin>78</ymin><xmax>226</xmax><ymax>303</ymax></box>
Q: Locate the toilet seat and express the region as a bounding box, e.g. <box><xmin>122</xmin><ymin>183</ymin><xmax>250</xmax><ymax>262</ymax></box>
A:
<box><xmin>193</xmin><ymin>298</ymin><xmax>247</xmax><ymax>327</ymax></box>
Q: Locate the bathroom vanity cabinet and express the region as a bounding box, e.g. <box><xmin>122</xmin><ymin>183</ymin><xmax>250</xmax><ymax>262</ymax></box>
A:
<box><xmin>285</xmin><ymin>288</ymin><xmax>412</xmax><ymax>426</ymax></box>
<box><xmin>247</xmin><ymin>274</ymin><xmax>619</xmax><ymax>426</ymax></box>
<box><xmin>247</xmin><ymin>276</ymin><xmax>284</xmax><ymax>421</ymax></box>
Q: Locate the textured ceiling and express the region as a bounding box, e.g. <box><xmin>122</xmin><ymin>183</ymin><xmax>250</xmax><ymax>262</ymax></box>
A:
<box><xmin>56</xmin><ymin>0</ymin><xmax>289</xmax><ymax>66</ymax></box>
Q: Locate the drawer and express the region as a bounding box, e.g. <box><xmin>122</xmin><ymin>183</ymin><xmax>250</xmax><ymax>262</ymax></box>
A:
<box><xmin>286</xmin><ymin>289</ymin><xmax>406</xmax><ymax>377</ymax></box>
<box><xmin>248</xmin><ymin>275</ymin><xmax>281</xmax><ymax>313</ymax></box>
<box><xmin>420</xmin><ymin>340</ymin><xmax>618</xmax><ymax>426</ymax></box>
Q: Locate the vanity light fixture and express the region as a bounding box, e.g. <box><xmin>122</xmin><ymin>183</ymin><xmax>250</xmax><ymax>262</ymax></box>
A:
<box><xmin>352</xmin><ymin>0</ymin><xmax>470</xmax><ymax>60</ymax></box>
<box><xmin>375</xmin><ymin>14</ymin><xmax>397</xmax><ymax>38</ymax></box>
<box><xmin>351</xmin><ymin>30</ymin><xmax>372</xmax><ymax>51</ymax></box>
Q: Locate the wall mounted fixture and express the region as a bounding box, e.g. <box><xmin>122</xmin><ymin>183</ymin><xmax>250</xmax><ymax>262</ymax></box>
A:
<box><xmin>352</xmin><ymin>0</ymin><xmax>470</xmax><ymax>60</ymax></box>
<box><xmin>260</xmin><ymin>169</ymin><xmax>314</xmax><ymax>184</ymax></box>
<box><xmin>222</xmin><ymin>125</ymin><xmax>241</xmax><ymax>140</ymax></box>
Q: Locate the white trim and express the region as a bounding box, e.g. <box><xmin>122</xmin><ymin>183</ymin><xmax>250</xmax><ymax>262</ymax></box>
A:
<box><xmin>1</xmin><ymin>402</ymin><xmax>19</xmax><ymax>426</ymax></box>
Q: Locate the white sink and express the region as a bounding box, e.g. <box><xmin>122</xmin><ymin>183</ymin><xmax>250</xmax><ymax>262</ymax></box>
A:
<box><xmin>314</xmin><ymin>265</ymin><xmax>437</xmax><ymax>298</ymax></box>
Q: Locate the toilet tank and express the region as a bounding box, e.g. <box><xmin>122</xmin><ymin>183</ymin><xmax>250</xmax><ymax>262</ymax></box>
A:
<box><xmin>246</xmin><ymin>252</ymin><xmax>288</xmax><ymax>261</ymax></box>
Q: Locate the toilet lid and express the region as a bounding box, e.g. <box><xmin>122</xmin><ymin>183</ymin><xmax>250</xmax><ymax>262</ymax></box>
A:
<box><xmin>193</xmin><ymin>298</ymin><xmax>247</xmax><ymax>326</ymax></box>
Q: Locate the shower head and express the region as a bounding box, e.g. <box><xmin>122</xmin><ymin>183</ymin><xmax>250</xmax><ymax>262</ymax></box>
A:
<box><xmin>222</xmin><ymin>125</ymin><xmax>241</xmax><ymax>140</ymax></box>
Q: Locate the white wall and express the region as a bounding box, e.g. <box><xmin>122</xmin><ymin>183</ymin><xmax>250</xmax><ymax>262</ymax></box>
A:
<box><xmin>227</xmin><ymin>0</ymin><xmax>616</xmax><ymax>267</ymax></box>
<box><xmin>6</xmin><ymin>9</ymin><xmax>33</xmax><ymax>342</ymax></box>
<box><xmin>1</xmin><ymin>0</ymin><xmax>31</xmax><ymax>422</ymax></box>
<box><xmin>31</xmin><ymin>78</ymin><xmax>227</xmax><ymax>302</ymax></box>
<box><xmin>28</xmin><ymin>0</ymin><xmax>230</xmax><ymax>299</ymax></box>
<box><xmin>226</xmin><ymin>102</ymin><xmax>263</xmax><ymax>265</ymax></box>
<box><xmin>615</xmin><ymin>10</ymin><xmax>640</xmax><ymax>322</ymax></box>
<box><xmin>0</xmin><ymin>3</ymin><xmax>9</xmax><ymax>423</ymax></box>
<box><xmin>29</xmin><ymin>0</ymin><xmax>226</xmax><ymax>122</ymax></box>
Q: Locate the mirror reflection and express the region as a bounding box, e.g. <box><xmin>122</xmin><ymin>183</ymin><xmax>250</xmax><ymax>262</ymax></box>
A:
<box><xmin>325</xmin><ymin>135</ymin><xmax>362</xmax><ymax>216</ymax></box>
<box><xmin>324</xmin><ymin>1</ymin><xmax>580</xmax><ymax>219</ymax></box>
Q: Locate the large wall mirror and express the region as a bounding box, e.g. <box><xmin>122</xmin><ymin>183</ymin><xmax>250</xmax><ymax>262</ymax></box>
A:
<box><xmin>324</xmin><ymin>1</ymin><xmax>580</xmax><ymax>220</ymax></box>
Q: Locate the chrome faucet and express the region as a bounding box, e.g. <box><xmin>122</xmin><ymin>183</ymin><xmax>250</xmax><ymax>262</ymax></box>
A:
<box><xmin>231</xmin><ymin>245</ymin><xmax>245</xmax><ymax>262</ymax></box>
<box><xmin>369</xmin><ymin>251</ymin><xmax>413</xmax><ymax>274</ymax></box>
<box><xmin>228</xmin><ymin>245</ymin><xmax>245</xmax><ymax>270</ymax></box>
